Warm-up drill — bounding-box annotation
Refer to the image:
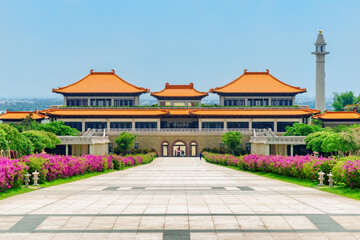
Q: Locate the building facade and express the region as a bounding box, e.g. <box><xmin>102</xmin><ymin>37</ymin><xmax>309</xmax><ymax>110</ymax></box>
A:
<box><xmin>38</xmin><ymin>69</ymin><xmax>319</xmax><ymax>156</ymax></box>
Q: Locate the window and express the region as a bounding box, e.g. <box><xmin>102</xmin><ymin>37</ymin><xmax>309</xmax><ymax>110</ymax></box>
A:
<box><xmin>85</xmin><ymin>122</ymin><xmax>107</xmax><ymax>130</ymax></box>
<box><xmin>224</xmin><ymin>99</ymin><xmax>245</xmax><ymax>106</ymax></box>
<box><xmin>64</xmin><ymin>122</ymin><xmax>82</xmax><ymax>132</ymax></box>
<box><xmin>110</xmin><ymin>122</ymin><xmax>132</xmax><ymax>129</ymax></box>
<box><xmin>271</xmin><ymin>99</ymin><xmax>292</xmax><ymax>106</ymax></box>
<box><xmin>135</xmin><ymin>122</ymin><xmax>157</xmax><ymax>129</ymax></box>
<box><xmin>227</xmin><ymin>122</ymin><xmax>249</xmax><ymax>129</ymax></box>
<box><xmin>108</xmin><ymin>143</ymin><xmax>113</xmax><ymax>153</ymax></box>
<box><xmin>67</xmin><ymin>99</ymin><xmax>88</xmax><ymax>106</ymax></box>
<box><xmin>202</xmin><ymin>122</ymin><xmax>224</xmax><ymax>129</ymax></box>
<box><xmin>190</xmin><ymin>142</ymin><xmax>197</xmax><ymax>157</ymax></box>
<box><xmin>162</xmin><ymin>142</ymin><xmax>168</xmax><ymax>157</ymax></box>
<box><xmin>277</xmin><ymin>122</ymin><xmax>296</xmax><ymax>132</ymax></box>
<box><xmin>135</xmin><ymin>143</ymin><xmax>139</xmax><ymax>149</ymax></box>
<box><xmin>321</xmin><ymin>46</ymin><xmax>323</xmax><ymax>52</ymax></box>
<box><xmin>90</xmin><ymin>99</ymin><xmax>112</xmax><ymax>106</ymax></box>
<box><xmin>252</xmin><ymin>122</ymin><xmax>274</xmax><ymax>131</ymax></box>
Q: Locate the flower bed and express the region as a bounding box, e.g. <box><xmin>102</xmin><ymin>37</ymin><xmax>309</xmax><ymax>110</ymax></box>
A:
<box><xmin>0</xmin><ymin>157</ymin><xmax>28</xmax><ymax>191</ymax></box>
<box><xmin>202</xmin><ymin>152</ymin><xmax>342</xmax><ymax>185</ymax></box>
<box><xmin>0</xmin><ymin>153</ymin><xmax>156</xmax><ymax>191</ymax></box>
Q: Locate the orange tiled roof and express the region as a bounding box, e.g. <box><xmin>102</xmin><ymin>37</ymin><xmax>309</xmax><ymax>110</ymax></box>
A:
<box><xmin>41</xmin><ymin>108</ymin><xmax>318</xmax><ymax>118</ymax></box>
<box><xmin>151</xmin><ymin>83</ymin><xmax>208</xmax><ymax>98</ymax></box>
<box><xmin>190</xmin><ymin>108</ymin><xmax>318</xmax><ymax>117</ymax></box>
<box><xmin>53</xmin><ymin>70</ymin><xmax>149</xmax><ymax>94</ymax></box>
<box><xmin>0</xmin><ymin>110</ymin><xmax>46</xmax><ymax>120</ymax></box>
<box><xmin>41</xmin><ymin>109</ymin><xmax>169</xmax><ymax>117</ymax></box>
<box><xmin>210</xmin><ymin>70</ymin><xmax>306</xmax><ymax>94</ymax></box>
<box><xmin>313</xmin><ymin>110</ymin><xmax>360</xmax><ymax>120</ymax></box>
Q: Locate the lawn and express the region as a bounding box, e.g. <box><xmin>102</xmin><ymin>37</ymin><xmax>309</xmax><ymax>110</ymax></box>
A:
<box><xmin>0</xmin><ymin>169</ymin><xmax>118</xmax><ymax>200</ymax></box>
<box><xmin>223</xmin><ymin>165</ymin><xmax>360</xmax><ymax>201</ymax></box>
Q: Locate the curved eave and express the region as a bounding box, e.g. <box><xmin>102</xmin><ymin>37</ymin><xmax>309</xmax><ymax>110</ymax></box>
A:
<box><xmin>209</xmin><ymin>89</ymin><xmax>307</xmax><ymax>94</ymax></box>
<box><xmin>52</xmin><ymin>88</ymin><xmax>150</xmax><ymax>94</ymax></box>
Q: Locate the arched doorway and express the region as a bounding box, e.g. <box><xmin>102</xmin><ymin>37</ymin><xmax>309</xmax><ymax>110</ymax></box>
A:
<box><xmin>190</xmin><ymin>142</ymin><xmax>197</xmax><ymax>157</ymax></box>
<box><xmin>173</xmin><ymin>141</ymin><xmax>186</xmax><ymax>157</ymax></box>
<box><xmin>162</xmin><ymin>142</ymin><xmax>169</xmax><ymax>157</ymax></box>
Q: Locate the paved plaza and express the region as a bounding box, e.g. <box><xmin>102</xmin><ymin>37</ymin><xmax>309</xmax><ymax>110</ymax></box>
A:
<box><xmin>2</xmin><ymin>158</ymin><xmax>360</xmax><ymax>239</ymax></box>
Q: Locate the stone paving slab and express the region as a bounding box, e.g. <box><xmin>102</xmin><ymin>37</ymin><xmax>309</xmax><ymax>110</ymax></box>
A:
<box><xmin>2</xmin><ymin>157</ymin><xmax>360</xmax><ymax>239</ymax></box>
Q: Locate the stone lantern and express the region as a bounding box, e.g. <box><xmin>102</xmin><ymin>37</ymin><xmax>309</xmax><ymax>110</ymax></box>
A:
<box><xmin>327</xmin><ymin>172</ymin><xmax>334</xmax><ymax>187</ymax></box>
<box><xmin>317</xmin><ymin>171</ymin><xmax>325</xmax><ymax>187</ymax></box>
<box><xmin>24</xmin><ymin>173</ymin><xmax>31</xmax><ymax>188</ymax></box>
<box><xmin>32</xmin><ymin>170</ymin><xmax>39</xmax><ymax>186</ymax></box>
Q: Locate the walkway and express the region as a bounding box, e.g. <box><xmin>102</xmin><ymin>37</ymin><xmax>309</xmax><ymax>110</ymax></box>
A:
<box><xmin>1</xmin><ymin>158</ymin><xmax>360</xmax><ymax>239</ymax></box>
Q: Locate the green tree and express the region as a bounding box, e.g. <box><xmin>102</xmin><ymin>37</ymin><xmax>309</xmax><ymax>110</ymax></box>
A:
<box><xmin>321</xmin><ymin>132</ymin><xmax>356</xmax><ymax>155</ymax></box>
<box><xmin>0</xmin><ymin>128</ymin><xmax>9</xmax><ymax>151</ymax></box>
<box><xmin>305</xmin><ymin>131</ymin><xmax>329</xmax><ymax>153</ymax></box>
<box><xmin>21</xmin><ymin>130</ymin><xmax>60</xmax><ymax>153</ymax></box>
<box><xmin>332</xmin><ymin>91</ymin><xmax>357</xmax><ymax>111</ymax></box>
<box><xmin>21</xmin><ymin>131</ymin><xmax>47</xmax><ymax>153</ymax></box>
<box><xmin>114</xmin><ymin>132</ymin><xmax>136</xmax><ymax>155</ymax></box>
<box><xmin>283</xmin><ymin>123</ymin><xmax>323</xmax><ymax>136</ymax></box>
<box><xmin>0</xmin><ymin>124</ymin><xmax>33</xmax><ymax>155</ymax></box>
<box><xmin>222</xmin><ymin>131</ymin><xmax>243</xmax><ymax>155</ymax></box>
<box><xmin>36</xmin><ymin>121</ymin><xmax>80</xmax><ymax>136</ymax></box>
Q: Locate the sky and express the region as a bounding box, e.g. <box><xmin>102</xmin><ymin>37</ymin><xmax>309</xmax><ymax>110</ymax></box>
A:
<box><xmin>0</xmin><ymin>0</ymin><xmax>359</xmax><ymax>99</ymax></box>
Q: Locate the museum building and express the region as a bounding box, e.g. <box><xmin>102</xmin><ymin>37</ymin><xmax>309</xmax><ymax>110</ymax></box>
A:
<box><xmin>18</xmin><ymin>69</ymin><xmax>317</xmax><ymax>156</ymax></box>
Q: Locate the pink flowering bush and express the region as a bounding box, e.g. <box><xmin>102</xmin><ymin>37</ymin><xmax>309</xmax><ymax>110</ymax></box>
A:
<box><xmin>333</xmin><ymin>159</ymin><xmax>360</xmax><ymax>188</ymax></box>
<box><xmin>0</xmin><ymin>152</ymin><xmax>156</xmax><ymax>191</ymax></box>
<box><xmin>0</xmin><ymin>157</ymin><xmax>28</xmax><ymax>191</ymax></box>
<box><xmin>203</xmin><ymin>152</ymin><xmax>336</xmax><ymax>180</ymax></box>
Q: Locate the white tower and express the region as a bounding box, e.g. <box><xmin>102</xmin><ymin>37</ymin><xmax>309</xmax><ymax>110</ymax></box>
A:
<box><xmin>312</xmin><ymin>30</ymin><xmax>329</xmax><ymax>112</ymax></box>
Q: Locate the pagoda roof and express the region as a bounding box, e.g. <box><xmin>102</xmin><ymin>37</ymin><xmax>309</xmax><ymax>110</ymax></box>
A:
<box><xmin>313</xmin><ymin>110</ymin><xmax>360</xmax><ymax>120</ymax></box>
<box><xmin>151</xmin><ymin>83</ymin><xmax>208</xmax><ymax>98</ymax></box>
<box><xmin>210</xmin><ymin>70</ymin><xmax>306</xmax><ymax>94</ymax></box>
<box><xmin>53</xmin><ymin>70</ymin><xmax>149</xmax><ymax>94</ymax></box>
<box><xmin>0</xmin><ymin>110</ymin><xmax>47</xmax><ymax>120</ymax></box>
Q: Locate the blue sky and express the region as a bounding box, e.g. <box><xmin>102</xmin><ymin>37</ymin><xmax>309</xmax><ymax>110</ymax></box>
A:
<box><xmin>0</xmin><ymin>0</ymin><xmax>359</xmax><ymax>99</ymax></box>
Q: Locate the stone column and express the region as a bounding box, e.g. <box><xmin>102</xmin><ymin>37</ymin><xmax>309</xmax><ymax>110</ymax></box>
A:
<box><xmin>107</xmin><ymin>119</ymin><xmax>110</xmax><ymax>130</ymax></box>
<box><xmin>273</xmin><ymin>120</ymin><xmax>278</xmax><ymax>133</ymax></box>
<box><xmin>132</xmin><ymin>119</ymin><xmax>136</xmax><ymax>130</ymax></box>
<box><xmin>135</xmin><ymin>96</ymin><xmax>140</xmax><ymax>106</ymax></box>
<box><xmin>82</xmin><ymin>119</ymin><xmax>85</xmax><ymax>133</ymax></box>
<box><xmin>157</xmin><ymin>118</ymin><xmax>161</xmax><ymax>130</ymax></box>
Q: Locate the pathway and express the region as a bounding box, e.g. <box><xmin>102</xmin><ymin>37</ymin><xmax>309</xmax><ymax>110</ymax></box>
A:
<box><xmin>1</xmin><ymin>157</ymin><xmax>360</xmax><ymax>239</ymax></box>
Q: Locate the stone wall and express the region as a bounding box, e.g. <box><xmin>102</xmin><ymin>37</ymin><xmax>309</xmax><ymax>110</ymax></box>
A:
<box><xmin>108</xmin><ymin>133</ymin><xmax>251</xmax><ymax>157</ymax></box>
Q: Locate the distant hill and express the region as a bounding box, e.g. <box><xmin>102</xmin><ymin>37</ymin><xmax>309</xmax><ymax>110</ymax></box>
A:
<box><xmin>0</xmin><ymin>98</ymin><xmax>63</xmax><ymax>113</ymax></box>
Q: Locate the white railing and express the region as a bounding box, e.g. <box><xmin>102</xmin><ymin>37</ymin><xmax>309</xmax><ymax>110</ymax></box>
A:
<box><xmin>92</xmin><ymin>128</ymin><xmax>267</xmax><ymax>135</ymax></box>
<box><xmin>49</xmin><ymin>105</ymin><xmax>310</xmax><ymax>110</ymax></box>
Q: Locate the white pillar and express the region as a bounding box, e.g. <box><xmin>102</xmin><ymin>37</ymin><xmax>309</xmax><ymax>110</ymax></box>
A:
<box><xmin>273</xmin><ymin>120</ymin><xmax>278</xmax><ymax>133</ymax></box>
<box><xmin>82</xmin><ymin>119</ymin><xmax>85</xmax><ymax>132</ymax></box>
<box><xmin>65</xmin><ymin>144</ymin><xmax>69</xmax><ymax>156</ymax></box>
<box><xmin>132</xmin><ymin>119</ymin><xmax>135</xmax><ymax>130</ymax></box>
<box><xmin>312</xmin><ymin>31</ymin><xmax>329</xmax><ymax>112</ymax></box>
<box><xmin>157</xmin><ymin>118</ymin><xmax>161</xmax><ymax>130</ymax></box>
<box><xmin>290</xmin><ymin>144</ymin><xmax>294</xmax><ymax>156</ymax></box>
<box><xmin>107</xmin><ymin>119</ymin><xmax>110</xmax><ymax>130</ymax></box>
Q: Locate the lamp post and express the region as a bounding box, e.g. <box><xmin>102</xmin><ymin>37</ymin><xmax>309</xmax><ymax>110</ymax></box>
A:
<box><xmin>24</xmin><ymin>173</ymin><xmax>31</xmax><ymax>188</ymax></box>
<box><xmin>317</xmin><ymin>171</ymin><xmax>325</xmax><ymax>187</ymax></box>
<box><xmin>32</xmin><ymin>170</ymin><xmax>39</xmax><ymax>186</ymax></box>
<box><xmin>327</xmin><ymin>172</ymin><xmax>334</xmax><ymax>187</ymax></box>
